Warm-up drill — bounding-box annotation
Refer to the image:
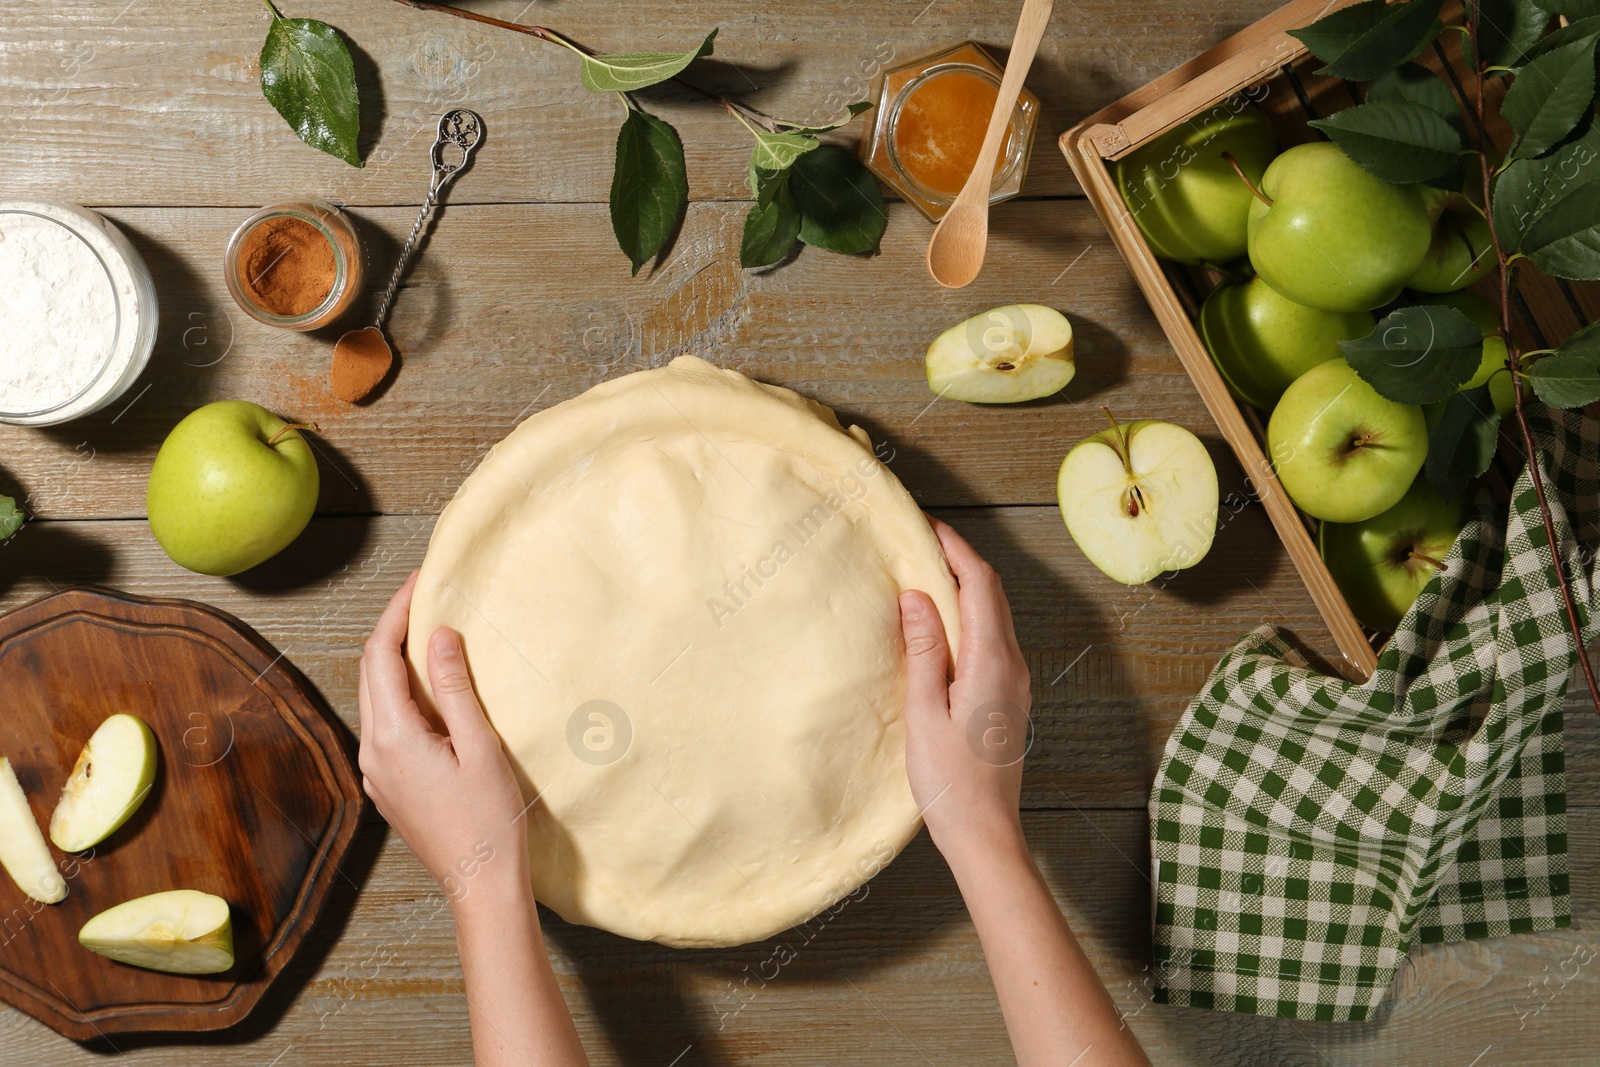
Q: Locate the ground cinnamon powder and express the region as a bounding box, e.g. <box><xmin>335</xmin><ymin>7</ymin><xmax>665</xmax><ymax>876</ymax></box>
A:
<box><xmin>237</xmin><ymin>216</ymin><xmax>336</xmax><ymax>317</ymax></box>
<box><xmin>331</xmin><ymin>326</ymin><xmax>392</xmax><ymax>403</ymax></box>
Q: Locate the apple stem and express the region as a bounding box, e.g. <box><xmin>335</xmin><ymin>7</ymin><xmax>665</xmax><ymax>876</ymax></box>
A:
<box><xmin>1221</xmin><ymin>152</ymin><xmax>1272</xmax><ymax>208</ymax></box>
<box><xmin>1100</xmin><ymin>406</ymin><xmax>1133</xmax><ymax>471</ymax></box>
<box><xmin>1466</xmin><ymin>11</ymin><xmax>1600</xmax><ymax>717</ymax></box>
<box><xmin>1408</xmin><ymin>550</ymin><xmax>1447</xmax><ymax>571</ymax></box>
<box><xmin>266</xmin><ymin>422</ymin><xmax>318</xmax><ymax>447</ymax></box>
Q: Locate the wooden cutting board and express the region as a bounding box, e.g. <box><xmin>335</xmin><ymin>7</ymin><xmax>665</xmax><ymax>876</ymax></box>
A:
<box><xmin>0</xmin><ymin>586</ymin><xmax>363</xmax><ymax>1040</ymax></box>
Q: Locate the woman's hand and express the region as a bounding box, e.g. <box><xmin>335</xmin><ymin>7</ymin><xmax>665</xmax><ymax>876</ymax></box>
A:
<box><xmin>358</xmin><ymin>570</ymin><xmax>530</xmax><ymax>907</ymax></box>
<box><xmin>900</xmin><ymin>518</ymin><xmax>1032</xmax><ymax>865</ymax></box>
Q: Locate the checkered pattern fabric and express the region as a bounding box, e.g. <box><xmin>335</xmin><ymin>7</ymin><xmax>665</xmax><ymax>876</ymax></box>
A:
<box><xmin>1150</xmin><ymin>406</ymin><xmax>1595</xmax><ymax>1021</ymax></box>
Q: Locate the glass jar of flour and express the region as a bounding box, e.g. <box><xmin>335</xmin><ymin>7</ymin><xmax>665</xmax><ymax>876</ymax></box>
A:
<box><xmin>0</xmin><ymin>201</ymin><xmax>158</xmax><ymax>426</ymax></box>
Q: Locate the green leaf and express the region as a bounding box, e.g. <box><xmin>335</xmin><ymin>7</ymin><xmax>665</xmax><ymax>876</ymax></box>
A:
<box><xmin>1555</xmin><ymin>319</ymin><xmax>1600</xmax><ymax>363</ymax></box>
<box><xmin>1309</xmin><ymin>100</ymin><xmax>1462</xmax><ymax>183</ymax></box>
<box><xmin>577</xmin><ymin>29</ymin><xmax>717</xmax><ymax>93</ymax></box>
<box><xmin>1493</xmin><ymin>118</ymin><xmax>1600</xmax><ymax>252</ymax></box>
<box><xmin>1464</xmin><ymin>0</ymin><xmax>1551</xmax><ymax>68</ymax></box>
<box><xmin>610</xmin><ymin>109</ymin><xmax>688</xmax><ymax>275</ymax></box>
<box><xmin>1289</xmin><ymin>0</ymin><xmax>1444</xmax><ymax>80</ymax></box>
<box><xmin>790</xmin><ymin>144</ymin><xmax>886</xmax><ymax>255</ymax></box>
<box><xmin>1530</xmin><ymin>0</ymin><xmax>1600</xmax><ymax>16</ymax></box>
<box><xmin>1521</xmin><ymin>15</ymin><xmax>1600</xmax><ymax>61</ymax></box>
<box><xmin>259</xmin><ymin>4</ymin><xmax>362</xmax><ymax>167</ymax></box>
<box><xmin>1340</xmin><ymin>305</ymin><xmax>1487</xmax><ymax>403</ymax></box>
<box><xmin>1502</xmin><ymin>36</ymin><xmax>1597</xmax><ymax>159</ymax></box>
<box><xmin>0</xmin><ymin>495</ymin><xmax>23</xmax><ymax>541</ymax></box>
<box><xmin>751</xmin><ymin>131</ymin><xmax>819</xmax><ymax>172</ymax></box>
<box><xmin>1522</xmin><ymin>179</ymin><xmax>1600</xmax><ymax>277</ymax></box>
<box><xmin>1366</xmin><ymin>63</ymin><xmax>1464</xmax><ymax>134</ymax></box>
<box><xmin>1525</xmin><ymin>352</ymin><xmax>1600</xmax><ymax>406</ymax></box>
<box><xmin>740</xmin><ymin>172</ymin><xmax>801</xmax><ymax>268</ymax></box>
<box><xmin>777</xmin><ymin>101</ymin><xmax>874</xmax><ymax>136</ymax></box>
<box><xmin>1425</xmin><ymin>385</ymin><xmax>1502</xmax><ymax>498</ymax></box>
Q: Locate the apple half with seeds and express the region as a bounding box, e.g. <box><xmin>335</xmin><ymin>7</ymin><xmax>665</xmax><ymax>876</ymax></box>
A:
<box><xmin>1056</xmin><ymin>413</ymin><xmax>1220</xmax><ymax>585</ymax></box>
<box><xmin>925</xmin><ymin>304</ymin><xmax>1075</xmax><ymax>403</ymax></box>
<box><xmin>50</xmin><ymin>713</ymin><xmax>158</xmax><ymax>853</ymax></box>
<box><xmin>0</xmin><ymin>758</ymin><xmax>67</xmax><ymax>904</ymax></box>
<box><xmin>79</xmin><ymin>889</ymin><xmax>234</xmax><ymax>975</ymax></box>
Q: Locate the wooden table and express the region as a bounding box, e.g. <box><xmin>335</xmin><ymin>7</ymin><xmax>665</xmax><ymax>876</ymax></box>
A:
<box><xmin>4</xmin><ymin>2</ymin><xmax>1598</xmax><ymax>1063</ymax></box>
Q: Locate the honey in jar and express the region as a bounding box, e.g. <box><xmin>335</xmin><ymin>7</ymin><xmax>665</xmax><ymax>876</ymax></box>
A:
<box><xmin>860</xmin><ymin>42</ymin><xmax>1041</xmax><ymax>221</ymax></box>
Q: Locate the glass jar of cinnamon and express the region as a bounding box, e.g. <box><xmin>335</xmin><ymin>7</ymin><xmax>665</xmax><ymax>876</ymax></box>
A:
<box><xmin>225</xmin><ymin>199</ymin><xmax>363</xmax><ymax>330</ymax></box>
<box><xmin>859</xmin><ymin>42</ymin><xmax>1041</xmax><ymax>222</ymax></box>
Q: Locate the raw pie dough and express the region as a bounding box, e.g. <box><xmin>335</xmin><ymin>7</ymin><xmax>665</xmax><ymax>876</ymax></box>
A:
<box><xmin>407</xmin><ymin>356</ymin><xmax>961</xmax><ymax>947</ymax></box>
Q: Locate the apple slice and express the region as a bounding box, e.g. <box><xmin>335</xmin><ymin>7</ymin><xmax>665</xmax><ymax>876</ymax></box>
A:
<box><xmin>79</xmin><ymin>889</ymin><xmax>234</xmax><ymax>975</ymax></box>
<box><xmin>1056</xmin><ymin>413</ymin><xmax>1220</xmax><ymax>585</ymax></box>
<box><xmin>50</xmin><ymin>713</ymin><xmax>157</xmax><ymax>853</ymax></box>
<box><xmin>0</xmin><ymin>758</ymin><xmax>66</xmax><ymax>904</ymax></box>
<box><xmin>925</xmin><ymin>304</ymin><xmax>1074</xmax><ymax>403</ymax></box>
<box><xmin>1319</xmin><ymin>479</ymin><xmax>1470</xmax><ymax>632</ymax></box>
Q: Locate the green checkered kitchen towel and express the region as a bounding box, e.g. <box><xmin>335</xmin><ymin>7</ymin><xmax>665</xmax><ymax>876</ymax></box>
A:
<box><xmin>1151</xmin><ymin>405</ymin><xmax>1600</xmax><ymax>1021</ymax></box>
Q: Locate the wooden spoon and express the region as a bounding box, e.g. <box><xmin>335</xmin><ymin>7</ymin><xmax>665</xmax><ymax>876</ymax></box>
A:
<box><xmin>924</xmin><ymin>0</ymin><xmax>1055</xmax><ymax>289</ymax></box>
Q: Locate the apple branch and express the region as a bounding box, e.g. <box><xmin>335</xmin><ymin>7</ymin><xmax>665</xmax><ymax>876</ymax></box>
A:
<box><xmin>1466</xmin><ymin>8</ymin><xmax>1600</xmax><ymax>716</ymax></box>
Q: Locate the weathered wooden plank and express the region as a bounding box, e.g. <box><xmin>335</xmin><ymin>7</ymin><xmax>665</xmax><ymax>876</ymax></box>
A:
<box><xmin>2</xmin><ymin>809</ymin><xmax>1599</xmax><ymax>1065</ymax></box>
<box><xmin>1</xmin><ymin>0</ymin><xmax>1284</xmax><ymax>207</ymax></box>
<box><xmin>0</xmin><ymin>200</ymin><xmax>1205</xmax><ymax>517</ymax></box>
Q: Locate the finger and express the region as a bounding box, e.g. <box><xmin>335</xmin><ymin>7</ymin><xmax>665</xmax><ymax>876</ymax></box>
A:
<box><xmin>899</xmin><ymin>591</ymin><xmax>951</xmax><ymax>722</ymax></box>
<box><xmin>363</xmin><ymin>571</ymin><xmax>424</xmax><ymax>736</ymax></box>
<box><xmin>427</xmin><ymin>627</ymin><xmax>498</xmax><ymax>761</ymax></box>
<box><xmin>929</xmin><ymin>519</ymin><xmax>1016</xmax><ymax>656</ymax></box>
<box><xmin>357</xmin><ymin>654</ymin><xmax>373</xmax><ymax>742</ymax></box>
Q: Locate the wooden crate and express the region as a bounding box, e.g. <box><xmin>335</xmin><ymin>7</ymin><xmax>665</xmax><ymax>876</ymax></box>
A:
<box><xmin>1060</xmin><ymin>0</ymin><xmax>1599</xmax><ymax>681</ymax></box>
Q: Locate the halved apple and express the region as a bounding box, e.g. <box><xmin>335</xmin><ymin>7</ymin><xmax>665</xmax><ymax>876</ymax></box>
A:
<box><xmin>925</xmin><ymin>304</ymin><xmax>1075</xmax><ymax>403</ymax></box>
<box><xmin>1056</xmin><ymin>415</ymin><xmax>1220</xmax><ymax>585</ymax></box>
<box><xmin>0</xmin><ymin>758</ymin><xmax>67</xmax><ymax>904</ymax></box>
<box><xmin>50</xmin><ymin>713</ymin><xmax>157</xmax><ymax>853</ymax></box>
<box><xmin>79</xmin><ymin>889</ymin><xmax>234</xmax><ymax>974</ymax></box>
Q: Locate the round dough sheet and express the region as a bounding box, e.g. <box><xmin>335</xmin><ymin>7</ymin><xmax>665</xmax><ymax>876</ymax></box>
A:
<box><xmin>407</xmin><ymin>356</ymin><xmax>960</xmax><ymax>947</ymax></box>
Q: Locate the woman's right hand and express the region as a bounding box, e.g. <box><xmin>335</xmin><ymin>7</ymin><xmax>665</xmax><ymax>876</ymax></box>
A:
<box><xmin>899</xmin><ymin>518</ymin><xmax>1033</xmax><ymax>864</ymax></box>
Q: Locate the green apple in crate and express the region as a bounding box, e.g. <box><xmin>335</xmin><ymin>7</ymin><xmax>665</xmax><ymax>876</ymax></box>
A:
<box><xmin>147</xmin><ymin>400</ymin><xmax>319</xmax><ymax>576</ymax></box>
<box><xmin>925</xmin><ymin>304</ymin><xmax>1075</xmax><ymax>403</ymax></box>
<box><xmin>1113</xmin><ymin>104</ymin><xmax>1277</xmax><ymax>265</ymax></box>
<box><xmin>1319</xmin><ymin>479</ymin><xmax>1470</xmax><ymax>632</ymax></box>
<box><xmin>1247</xmin><ymin>142</ymin><xmax>1432</xmax><ymax>313</ymax></box>
<box><xmin>1408</xmin><ymin>191</ymin><xmax>1494</xmax><ymax>294</ymax></box>
<box><xmin>0</xmin><ymin>758</ymin><xmax>66</xmax><ymax>904</ymax></box>
<box><xmin>1057</xmin><ymin>416</ymin><xmax>1219</xmax><ymax>584</ymax></box>
<box><xmin>79</xmin><ymin>889</ymin><xmax>234</xmax><ymax>975</ymax></box>
<box><xmin>1198</xmin><ymin>277</ymin><xmax>1375</xmax><ymax>410</ymax></box>
<box><xmin>50</xmin><ymin>713</ymin><xmax>157</xmax><ymax>852</ymax></box>
<box><xmin>1267</xmin><ymin>360</ymin><xmax>1427</xmax><ymax>523</ymax></box>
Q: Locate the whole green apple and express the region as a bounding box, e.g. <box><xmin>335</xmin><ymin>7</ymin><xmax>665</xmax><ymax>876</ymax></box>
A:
<box><xmin>1247</xmin><ymin>142</ymin><xmax>1433</xmax><ymax>313</ymax></box>
<box><xmin>1267</xmin><ymin>359</ymin><xmax>1427</xmax><ymax>523</ymax></box>
<box><xmin>1318</xmin><ymin>478</ymin><xmax>1470</xmax><ymax>632</ymax></box>
<box><xmin>1407</xmin><ymin>191</ymin><xmax>1494</xmax><ymax>293</ymax></box>
<box><xmin>1114</xmin><ymin>104</ymin><xmax>1277</xmax><ymax>265</ymax></box>
<box><xmin>147</xmin><ymin>400</ymin><xmax>319</xmax><ymax>576</ymax></box>
<box><xmin>1198</xmin><ymin>277</ymin><xmax>1375</xmax><ymax>410</ymax></box>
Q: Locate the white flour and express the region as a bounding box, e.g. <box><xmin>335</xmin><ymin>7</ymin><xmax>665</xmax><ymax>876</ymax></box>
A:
<box><xmin>0</xmin><ymin>211</ymin><xmax>119</xmax><ymax>415</ymax></box>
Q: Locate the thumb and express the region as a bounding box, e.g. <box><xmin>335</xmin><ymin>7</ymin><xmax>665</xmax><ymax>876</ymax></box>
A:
<box><xmin>427</xmin><ymin>628</ymin><xmax>499</xmax><ymax>761</ymax></box>
<box><xmin>900</xmin><ymin>590</ymin><xmax>951</xmax><ymax>721</ymax></box>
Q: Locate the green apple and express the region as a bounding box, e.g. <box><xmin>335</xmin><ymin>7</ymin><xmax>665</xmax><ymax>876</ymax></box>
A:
<box><xmin>1267</xmin><ymin>359</ymin><xmax>1428</xmax><ymax>523</ymax></box>
<box><xmin>79</xmin><ymin>889</ymin><xmax>234</xmax><ymax>975</ymax></box>
<box><xmin>926</xmin><ymin>305</ymin><xmax>1075</xmax><ymax>402</ymax></box>
<box><xmin>1319</xmin><ymin>478</ymin><xmax>1470</xmax><ymax>632</ymax></box>
<box><xmin>1057</xmin><ymin>415</ymin><xmax>1219</xmax><ymax>585</ymax></box>
<box><xmin>1247</xmin><ymin>142</ymin><xmax>1433</xmax><ymax>312</ymax></box>
<box><xmin>147</xmin><ymin>400</ymin><xmax>319</xmax><ymax>576</ymax></box>
<box><xmin>0</xmin><ymin>759</ymin><xmax>66</xmax><ymax>904</ymax></box>
<box><xmin>1114</xmin><ymin>104</ymin><xmax>1278</xmax><ymax>265</ymax></box>
<box><xmin>50</xmin><ymin>714</ymin><xmax>157</xmax><ymax>853</ymax></box>
<box><xmin>1198</xmin><ymin>277</ymin><xmax>1375</xmax><ymax>410</ymax></box>
<box><xmin>1407</xmin><ymin>191</ymin><xmax>1494</xmax><ymax>293</ymax></box>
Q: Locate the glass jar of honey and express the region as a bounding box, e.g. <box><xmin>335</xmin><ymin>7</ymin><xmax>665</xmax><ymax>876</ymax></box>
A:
<box><xmin>859</xmin><ymin>42</ymin><xmax>1041</xmax><ymax>222</ymax></box>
